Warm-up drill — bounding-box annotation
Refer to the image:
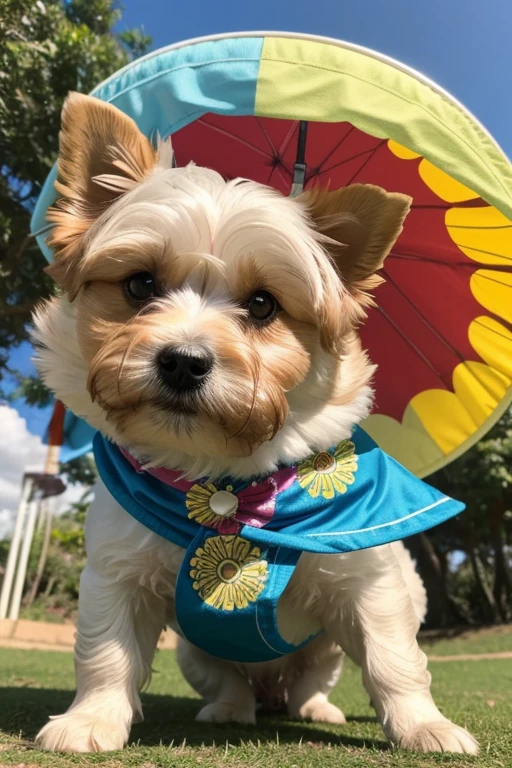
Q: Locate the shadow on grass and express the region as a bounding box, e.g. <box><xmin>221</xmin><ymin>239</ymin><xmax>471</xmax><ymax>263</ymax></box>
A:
<box><xmin>418</xmin><ymin>624</ymin><xmax>487</xmax><ymax>643</ymax></box>
<box><xmin>0</xmin><ymin>687</ymin><xmax>387</xmax><ymax>751</ymax></box>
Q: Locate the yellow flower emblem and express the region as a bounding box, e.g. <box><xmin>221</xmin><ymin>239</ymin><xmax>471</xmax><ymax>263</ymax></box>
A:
<box><xmin>186</xmin><ymin>483</ymin><xmax>239</xmax><ymax>531</ymax></box>
<box><xmin>190</xmin><ymin>535</ymin><xmax>267</xmax><ymax>611</ymax></box>
<box><xmin>185</xmin><ymin>483</ymin><xmax>234</xmax><ymax>528</ymax></box>
<box><xmin>298</xmin><ymin>440</ymin><xmax>358</xmax><ymax>499</ymax></box>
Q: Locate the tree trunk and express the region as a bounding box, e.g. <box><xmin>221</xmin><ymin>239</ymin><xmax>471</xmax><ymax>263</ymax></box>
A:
<box><xmin>406</xmin><ymin>533</ymin><xmax>470</xmax><ymax>627</ymax></box>
<box><xmin>489</xmin><ymin>499</ymin><xmax>512</xmax><ymax>622</ymax></box>
<box><xmin>25</xmin><ymin>500</ymin><xmax>53</xmax><ymax>607</ymax></box>
<box><xmin>469</xmin><ymin>548</ymin><xmax>502</xmax><ymax>624</ymax></box>
<box><xmin>43</xmin><ymin>574</ymin><xmax>56</xmax><ymax>599</ymax></box>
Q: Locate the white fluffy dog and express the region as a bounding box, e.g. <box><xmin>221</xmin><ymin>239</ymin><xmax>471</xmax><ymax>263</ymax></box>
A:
<box><xmin>32</xmin><ymin>93</ymin><xmax>478</xmax><ymax>754</ymax></box>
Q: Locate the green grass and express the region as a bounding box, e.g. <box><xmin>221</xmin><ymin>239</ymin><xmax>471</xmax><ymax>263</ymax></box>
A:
<box><xmin>419</xmin><ymin>626</ymin><xmax>512</xmax><ymax>657</ymax></box>
<box><xmin>1</xmin><ymin>645</ymin><xmax>511</xmax><ymax>768</ymax></box>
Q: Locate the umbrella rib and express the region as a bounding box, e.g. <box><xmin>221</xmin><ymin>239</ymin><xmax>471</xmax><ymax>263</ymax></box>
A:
<box><xmin>382</xmin><ymin>269</ymin><xmax>512</xmax><ymax>373</ymax></box>
<box><xmin>411</xmin><ymin>200</ymin><xmax>488</xmax><ymax>210</ymax></box>
<box><xmin>255</xmin><ymin>118</ymin><xmax>278</xmax><ymax>155</ymax></box>
<box><xmin>449</xmin><ymin>244</ymin><xmax>512</xmax><ymax>263</ymax></box>
<box><xmin>471</xmin><ymin>271</ymin><xmax>512</xmax><ymax>288</ymax></box>
<box><xmin>315</xmin><ymin>146</ymin><xmax>381</xmax><ymax>177</ymax></box>
<box><xmin>472</xmin><ymin>316</ymin><xmax>512</xmax><ymax>342</ymax></box>
<box><xmin>274</xmin><ymin>121</ymin><xmax>300</xmax><ymax>168</ymax></box>
<box><xmin>315</xmin><ymin>125</ymin><xmax>355</xmax><ymax>173</ymax></box>
<box><xmin>381</xmin><ymin>269</ymin><xmax>466</xmax><ymax>362</ymax></box>
<box><xmin>377</xmin><ymin>306</ymin><xmax>453</xmax><ymax>389</ymax></box>
<box><xmin>383</xmin><ymin>261</ymin><xmax>512</xmax><ymax>381</ymax></box>
<box><xmin>411</xmin><ymin>204</ymin><xmax>451</xmax><ymax>210</ymax></box>
<box><xmin>388</xmin><ymin>252</ymin><xmax>512</xmax><ymax>272</ymax></box>
<box><xmin>196</xmin><ymin>119</ymin><xmax>274</xmax><ymax>159</ymax></box>
<box><xmin>346</xmin><ymin>140</ymin><xmax>388</xmax><ymax>186</ymax></box>
<box><xmin>267</xmin><ymin>163</ymin><xmax>293</xmax><ymax>187</ymax></box>
<box><xmin>447</xmin><ymin>223</ymin><xmax>512</xmax><ymax>230</ymax></box>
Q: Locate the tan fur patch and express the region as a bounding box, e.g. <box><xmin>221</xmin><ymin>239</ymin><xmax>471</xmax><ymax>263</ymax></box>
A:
<box><xmin>46</xmin><ymin>93</ymin><xmax>157</xmax><ymax>294</ymax></box>
<box><xmin>74</xmin><ymin>275</ymin><xmax>317</xmax><ymax>457</ymax></box>
<box><xmin>300</xmin><ymin>184</ymin><xmax>411</xmax><ymax>349</ymax></box>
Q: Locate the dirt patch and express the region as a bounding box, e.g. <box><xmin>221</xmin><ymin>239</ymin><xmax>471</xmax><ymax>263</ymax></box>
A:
<box><xmin>428</xmin><ymin>651</ymin><xmax>512</xmax><ymax>662</ymax></box>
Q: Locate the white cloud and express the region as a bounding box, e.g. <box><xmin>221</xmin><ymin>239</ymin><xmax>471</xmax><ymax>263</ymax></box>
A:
<box><xmin>0</xmin><ymin>406</ymin><xmax>87</xmax><ymax>539</ymax></box>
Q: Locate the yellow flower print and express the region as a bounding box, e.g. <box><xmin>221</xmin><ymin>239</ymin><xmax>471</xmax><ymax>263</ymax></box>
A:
<box><xmin>190</xmin><ymin>535</ymin><xmax>267</xmax><ymax>611</ymax></box>
<box><xmin>186</xmin><ymin>483</ymin><xmax>239</xmax><ymax>532</ymax></box>
<box><xmin>298</xmin><ymin>440</ymin><xmax>358</xmax><ymax>499</ymax></box>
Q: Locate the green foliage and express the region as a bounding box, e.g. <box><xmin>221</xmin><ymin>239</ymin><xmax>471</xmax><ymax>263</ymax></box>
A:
<box><xmin>427</xmin><ymin>407</ymin><xmax>512</xmax><ymax>624</ymax></box>
<box><xmin>6</xmin><ymin>372</ymin><xmax>53</xmax><ymax>406</ymax></box>
<box><xmin>118</xmin><ymin>25</ymin><xmax>152</xmax><ymax>58</ymax></box>
<box><xmin>432</xmin><ymin>407</ymin><xmax>512</xmax><ymax>512</ymax></box>
<box><xmin>60</xmin><ymin>453</ymin><xmax>98</xmax><ymax>487</ymax></box>
<box><xmin>20</xmin><ymin>501</ymin><xmax>88</xmax><ymax>621</ymax></box>
<box><xmin>0</xmin><ymin>0</ymin><xmax>151</xmax><ymax>394</ymax></box>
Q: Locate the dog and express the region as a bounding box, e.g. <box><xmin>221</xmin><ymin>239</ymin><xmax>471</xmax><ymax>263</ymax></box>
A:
<box><xmin>31</xmin><ymin>92</ymin><xmax>478</xmax><ymax>754</ymax></box>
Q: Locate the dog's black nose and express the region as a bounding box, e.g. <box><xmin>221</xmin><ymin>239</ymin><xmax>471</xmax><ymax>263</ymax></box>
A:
<box><xmin>157</xmin><ymin>346</ymin><xmax>213</xmax><ymax>392</ymax></box>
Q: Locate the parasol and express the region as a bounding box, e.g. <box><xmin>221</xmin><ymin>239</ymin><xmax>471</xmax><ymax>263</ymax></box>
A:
<box><xmin>31</xmin><ymin>32</ymin><xmax>512</xmax><ymax>478</ymax></box>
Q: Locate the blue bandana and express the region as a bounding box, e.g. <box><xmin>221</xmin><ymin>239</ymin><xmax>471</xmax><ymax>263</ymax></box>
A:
<box><xmin>93</xmin><ymin>427</ymin><xmax>463</xmax><ymax>663</ymax></box>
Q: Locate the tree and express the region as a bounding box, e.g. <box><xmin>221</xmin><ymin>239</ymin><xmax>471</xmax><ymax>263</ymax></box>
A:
<box><xmin>21</xmin><ymin>500</ymin><xmax>89</xmax><ymax>621</ymax></box>
<box><xmin>424</xmin><ymin>407</ymin><xmax>512</xmax><ymax>625</ymax></box>
<box><xmin>0</xmin><ymin>0</ymin><xmax>152</xmax><ymax>396</ymax></box>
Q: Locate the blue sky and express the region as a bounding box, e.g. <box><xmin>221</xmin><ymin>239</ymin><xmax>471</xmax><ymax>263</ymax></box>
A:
<box><xmin>116</xmin><ymin>0</ymin><xmax>512</xmax><ymax>157</ymax></box>
<box><xmin>5</xmin><ymin>343</ymin><xmax>51</xmax><ymax>437</ymax></box>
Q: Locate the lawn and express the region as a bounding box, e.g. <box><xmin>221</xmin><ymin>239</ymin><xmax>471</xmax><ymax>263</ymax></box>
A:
<box><xmin>419</xmin><ymin>625</ymin><xmax>512</xmax><ymax>657</ymax></box>
<box><xmin>0</xmin><ymin>637</ymin><xmax>511</xmax><ymax>768</ymax></box>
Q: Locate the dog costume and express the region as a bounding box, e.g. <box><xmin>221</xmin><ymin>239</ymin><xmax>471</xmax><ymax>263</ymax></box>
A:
<box><xmin>94</xmin><ymin>427</ymin><xmax>463</xmax><ymax>663</ymax></box>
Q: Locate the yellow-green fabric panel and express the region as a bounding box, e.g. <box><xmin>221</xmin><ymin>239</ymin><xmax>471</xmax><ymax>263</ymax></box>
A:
<box><xmin>255</xmin><ymin>37</ymin><xmax>512</xmax><ymax>220</ymax></box>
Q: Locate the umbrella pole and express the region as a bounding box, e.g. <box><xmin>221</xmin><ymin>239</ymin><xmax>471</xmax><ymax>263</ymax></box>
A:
<box><xmin>290</xmin><ymin>121</ymin><xmax>308</xmax><ymax>197</ymax></box>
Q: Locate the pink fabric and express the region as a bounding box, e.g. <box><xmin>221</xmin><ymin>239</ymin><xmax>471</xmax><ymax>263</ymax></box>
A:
<box><xmin>120</xmin><ymin>448</ymin><xmax>192</xmax><ymax>492</ymax></box>
<box><xmin>120</xmin><ymin>447</ymin><xmax>296</xmax><ymax>533</ymax></box>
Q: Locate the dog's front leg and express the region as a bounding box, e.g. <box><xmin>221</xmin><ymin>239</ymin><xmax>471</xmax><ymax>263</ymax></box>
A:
<box><xmin>35</xmin><ymin>563</ymin><xmax>166</xmax><ymax>752</ymax></box>
<box><xmin>323</xmin><ymin>546</ymin><xmax>478</xmax><ymax>754</ymax></box>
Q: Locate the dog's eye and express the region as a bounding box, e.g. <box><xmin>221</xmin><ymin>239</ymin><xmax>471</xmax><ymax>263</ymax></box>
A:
<box><xmin>125</xmin><ymin>272</ymin><xmax>156</xmax><ymax>303</ymax></box>
<box><xmin>247</xmin><ymin>290</ymin><xmax>280</xmax><ymax>322</ymax></box>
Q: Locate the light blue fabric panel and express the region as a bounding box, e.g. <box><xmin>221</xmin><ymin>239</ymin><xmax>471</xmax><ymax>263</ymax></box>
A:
<box><xmin>175</xmin><ymin>538</ymin><xmax>311</xmax><ymax>664</ymax></box>
<box><xmin>31</xmin><ymin>35</ymin><xmax>264</xmax><ymax>263</ymax></box>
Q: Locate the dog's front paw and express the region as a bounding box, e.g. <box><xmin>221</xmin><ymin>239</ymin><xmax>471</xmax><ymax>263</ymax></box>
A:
<box><xmin>196</xmin><ymin>701</ymin><xmax>256</xmax><ymax>725</ymax></box>
<box><xmin>399</xmin><ymin>720</ymin><xmax>479</xmax><ymax>754</ymax></box>
<box><xmin>289</xmin><ymin>695</ymin><xmax>346</xmax><ymax>725</ymax></box>
<box><xmin>35</xmin><ymin>712</ymin><xmax>130</xmax><ymax>752</ymax></box>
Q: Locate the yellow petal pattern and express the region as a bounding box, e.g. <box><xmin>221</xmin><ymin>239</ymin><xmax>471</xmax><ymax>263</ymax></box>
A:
<box><xmin>378</xmin><ymin>139</ymin><xmax>512</xmax><ymax>471</ymax></box>
<box><xmin>469</xmin><ymin>317</ymin><xmax>512</xmax><ymax>380</ymax></box>
<box><xmin>298</xmin><ymin>441</ymin><xmax>358</xmax><ymax>499</ymax></box>
<box><xmin>470</xmin><ymin>270</ymin><xmax>512</xmax><ymax>325</ymax></box>
<box><xmin>446</xmin><ymin>205</ymin><xmax>512</xmax><ymax>266</ymax></box>
<box><xmin>190</xmin><ymin>535</ymin><xmax>267</xmax><ymax>611</ymax></box>
<box><xmin>452</xmin><ymin>362</ymin><xmax>510</xmax><ymax>427</ymax></box>
<box><xmin>409</xmin><ymin>389</ymin><xmax>478</xmax><ymax>455</ymax></box>
<box><xmin>418</xmin><ymin>160</ymin><xmax>480</xmax><ymax>203</ymax></box>
<box><xmin>387</xmin><ymin>140</ymin><xmax>421</xmax><ymax>160</ymax></box>
<box><xmin>186</xmin><ymin>482</ymin><xmax>221</xmax><ymax>528</ymax></box>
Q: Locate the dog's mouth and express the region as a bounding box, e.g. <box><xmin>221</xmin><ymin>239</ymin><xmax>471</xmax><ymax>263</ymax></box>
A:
<box><xmin>155</xmin><ymin>390</ymin><xmax>201</xmax><ymax>418</ymax></box>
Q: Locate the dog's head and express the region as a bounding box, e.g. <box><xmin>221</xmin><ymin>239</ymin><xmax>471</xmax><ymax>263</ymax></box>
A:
<box><xmin>33</xmin><ymin>94</ymin><xmax>410</xmax><ymax>476</ymax></box>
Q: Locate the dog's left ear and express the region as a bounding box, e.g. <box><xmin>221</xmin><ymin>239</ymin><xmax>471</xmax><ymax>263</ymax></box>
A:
<box><xmin>300</xmin><ymin>183</ymin><xmax>411</xmax><ymax>352</ymax></box>
<box><xmin>302</xmin><ymin>183</ymin><xmax>411</xmax><ymax>288</ymax></box>
<box><xmin>46</xmin><ymin>92</ymin><xmax>157</xmax><ymax>294</ymax></box>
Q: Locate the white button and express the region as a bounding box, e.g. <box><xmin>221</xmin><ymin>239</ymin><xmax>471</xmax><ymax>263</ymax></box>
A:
<box><xmin>209</xmin><ymin>490</ymin><xmax>239</xmax><ymax>517</ymax></box>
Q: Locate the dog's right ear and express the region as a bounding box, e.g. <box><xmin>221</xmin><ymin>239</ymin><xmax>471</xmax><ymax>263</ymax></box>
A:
<box><xmin>46</xmin><ymin>92</ymin><xmax>157</xmax><ymax>292</ymax></box>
